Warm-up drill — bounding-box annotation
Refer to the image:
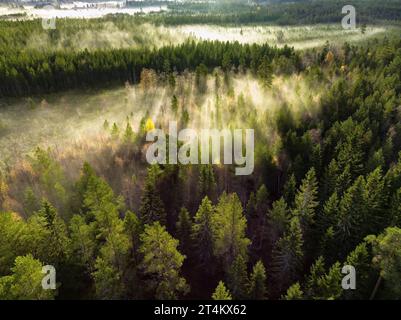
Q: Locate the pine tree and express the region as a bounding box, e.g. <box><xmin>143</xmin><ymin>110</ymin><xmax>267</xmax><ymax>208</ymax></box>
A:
<box><xmin>123</xmin><ymin>122</ymin><xmax>135</xmax><ymax>143</ymax></box>
<box><xmin>268</xmin><ymin>198</ymin><xmax>290</xmax><ymax>241</ymax></box>
<box><xmin>343</xmin><ymin>242</ymin><xmax>374</xmax><ymax>300</ymax></box>
<box><xmin>282</xmin><ymin>282</ymin><xmax>303</xmax><ymax>300</ymax></box>
<box><xmin>245</xmin><ymin>192</ymin><xmax>257</xmax><ymax>219</ymax></box>
<box><xmin>315</xmin><ymin>262</ymin><xmax>342</xmax><ymax>300</ymax></box>
<box><xmin>92</xmin><ymin>257</ymin><xmax>124</xmax><ymax>299</ymax></box>
<box><xmin>319</xmin><ymin>192</ymin><xmax>339</xmax><ymax>235</ymax></box>
<box><xmin>364</xmin><ymin>167</ymin><xmax>386</xmax><ymax>234</ymax></box>
<box><xmin>36</xmin><ymin>200</ymin><xmax>70</xmax><ymax>265</ymax></box>
<box><xmin>283</xmin><ymin>173</ymin><xmax>296</xmax><ymax>206</ymax></box>
<box><xmin>366</xmin><ymin>227</ymin><xmax>401</xmax><ymax>298</ymax></box>
<box><xmin>111</xmin><ymin>122</ymin><xmax>119</xmax><ymax>140</ymax></box>
<box><xmin>124</xmin><ymin>211</ymin><xmax>142</xmax><ymax>262</ymax></box>
<box><xmin>23</xmin><ymin>187</ymin><xmax>39</xmax><ymax>216</ymax></box>
<box><xmin>318</xmin><ymin>193</ymin><xmax>340</xmax><ymax>261</ymax></box>
<box><xmin>191</xmin><ymin>196</ymin><xmax>215</xmax><ymax>272</ymax></box>
<box><xmin>198</xmin><ymin>165</ymin><xmax>216</xmax><ymax>201</ymax></box>
<box><xmin>139</xmin><ymin>165</ymin><xmax>166</xmax><ymax>225</ymax></box>
<box><xmin>213</xmin><ymin>193</ymin><xmax>251</xmax><ymax>269</ymax></box>
<box><xmin>0</xmin><ymin>254</ymin><xmax>55</xmax><ymax>300</ymax></box>
<box><xmin>69</xmin><ymin>214</ymin><xmax>96</xmax><ymax>271</ymax></box>
<box><xmin>176</xmin><ymin>207</ymin><xmax>192</xmax><ymax>254</ymax></box>
<box><xmin>257</xmin><ymin>56</ymin><xmax>273</xmax><ymax>88</ymax></box>
<box><xmin>271</xmin><ymin>216</ymin><xmax>304</xmax><ymax>291</ymax></box>
<box><xmin>305</xmin><ymin>256</ymin><xmax>326</xmax><ymax>299</ymax></box>
<box><xmin>227</xmin><ymin>254</ymin><xmax>249</xmax><ymax>300</ymax></box>
<box><xmin>212</xmin><ymin>281</ymin><xmax>232</xmax><ymax>300</ymax></box>
<box><xmin>292</xmin><ymin>168</ymin><xmax>319</xmax><ymax>231</ymax></box>
<box><xmin>92</xmin><ymin>223</ymin><xmax>131</xmax><ymax>299</ymax></box>
<box><xmin>389</xmin><ymin>188</ymin><xmax>401</xmax><ymax>226</ymax></box>
<box><xmin>248</xmin><ymin>260</ymin><xmax>267</xmax><ymax>300</ymax></box>
<box><xmin>0</xmin><ymin>212</ymin><xmax>28</xmax><ymax>275</ymax></box>
<box><xmin>256</xmin><ymin>184</ymin><xmax>269</xmax><ymax>215</ymax></box>
<box><xmin>336</xmin><ymin>176</ymin><xmax>366</xmax><ymax>256</ymax></box>
<box><xmin>171</xmin><ymin>95</ymin><xmax>178</xmax><ymax>114</ymax></box>
<box><xmin>139</xmin><ymin>222</ymin><xmax>189</xmax><ymax>299</ymax></box>
<box><xmin>103</xmin><ymin>119</ymin><xmax>109</xmax><ymax>131</ymax></box>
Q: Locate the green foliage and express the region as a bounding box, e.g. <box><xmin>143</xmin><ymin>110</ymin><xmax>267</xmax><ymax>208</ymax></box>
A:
<box><xmin>248</xmin><ymin>260</ymin><xmax>267</xmax><ymax>300</ymax></box>
<box><xmin>272</xmin><ymin>216</ymin><xmax>304</xmax><ymax>291</ymax></box>
<box><xmin>343</xmin><ymin>242</ymin><xmax>374</xmax><ymax>300</ymax></box>
<box><xmin>139</xmin><ymin>222</ymin><xmax>189</xmax><ymax>299</ymax></box>
<box><xmin>139</xmin><ymin>165</ymin><xmax>166</xmax><ymax>225</ymax></box>
<box><xmin>292</xmin><ymin>168</ymin><xmax>319</xmax><ymax>232</ymax></box>
<box><xmin>282</xmin><ymin>282</ymin><xmax>303</xmax><ymax>300</ymax></box>
<box><xmin>269</xmin><ymin>198</ymin><xmax>290</xmax><ymax>239</ymax></box>
<box><xmin>69</xmin><ymin>214</ymin><xmax>96</xmax><ymax>271</ymax></box>
<box><xmin>257</xmin><ymin>56</ymin><xmax>273</xmax><ymax>88</ymax></box>
<box><xmin>0</xmin><ymin>213</ymin><xmax>28</xmax><ymax>275</ymax></box>
<box><xmin>367</xmin><ymin>227</ymin><xmax>401</xmax><ymax>298</ymax></box>
<box><xmin>111</xmin><ymin>123</ymin><xmax>120</xmax><ymax>140</ymax></box>
<box><xmin>213</xmin><ymin>193</ymin><xmax>251</xmax><ymax>269</ymax></box>
<box><xmin>1</xmin><ymin>16</ymin><xmax>401</xmax><ymax>300</ymax></box>
<box><xmin>212</xmin><ymin>281</ymin><xmax>232</xmax><ymax>300</ymax></box>
<box><xmin>36</xmin><ymin>200</ymin><xmax>70</xmax><ymax>266</ymax></box>
<box><xmin>227</xmin><ymin>254</ymin><xmax>249</xmax><ymax>300</ymax></box>
<box><xmin>175</xmin><ymin>207</ymin><xmax>192</xmax><ymax>254</ymax></box>
<box><xmin>123</xmin><ymin>122</ymin><xmax>135</xmax><ymax>143</ymax></box>
<box><xmin>198</xmin><ymin>165</ymin><xmax>216</xmax><ymax>201</ymax></box>
<box><xmin>0</xmin><ymin>254</ymin><xmax>54</xmax><ymax>300</ymax></box>
<box><xmin>191</xmin><ymin>196</ymin><xmax>215</xmax><ymax>271</ymax></box>
<box><xmin>283</xmin><ymin>174</ymin><xmax>297</xmax><ymax>206</ymax></box>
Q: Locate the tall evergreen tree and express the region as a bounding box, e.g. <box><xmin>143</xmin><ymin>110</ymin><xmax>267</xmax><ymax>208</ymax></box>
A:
<box><xmin>213</xmin><ymin>193</ymin><xmax>251</xmax><ymax>269</ymax></box>
<box><xmin>343</xmin><ymin>242</ymin><xmax>374</xmax><ymax>300</ymax></box>
<box><xmin>139</xmin><ymin>222</ymin><xmax>189</xmax><ymax>299</ymax></box>
<box><xmin>176</xmin><ymin>207</ymin><xmax>192</xmax><ymax>254</ymax></box>
<box><xmin>366</xmin><ymin>227</ymin><xmax>401</xmax><ymax>299</ymax></box>
<box><xmin>191</xmin><ymin>196</ymin><xmax>215</xmax><ymax>272</ymax></box>
<box><xmin>282</xmin><ymin>282</ymin><xmax>303</xmax><ymax>300</ymax></box>
<box><xmin>248</xmin><ymin>260</ymin><xmax>267</xmax><ymax>300</ymax></box>
<box><xmin>37</xmin><ymin>200</ymin><xmax>70</xmax><ymax>265</ymax></box>
<box><xmin>227</xmin><ymin>254</ymin><xmax>249</xmax><ymax>300</ymax></box>
<box><xmin>139</xmin><ymin>165</ymin><xmax>166</xmax><ymax>225</ymax></box>
<box><xmin>212</xmin><ymin>281</ymin><xmax>232</xmax><ymax>300</ymax></box>
<box><xmin>0</xmin><ymin>255</ymin><xmax>55</xmax><ymax>300</ymax></box>
<box><xmin>292</xmin><ymin>168</ymin><xmax>319</xmax><ymax>233</ymax></box>
<box><xmin>271</xmin><ymin>216</ymin><xmax>304</xmax><ymax>291</ymax></box>
<box><xmin>198</xmin><ymin>165</ymin><xmax>216</xmax><ymax>201</ymax></box>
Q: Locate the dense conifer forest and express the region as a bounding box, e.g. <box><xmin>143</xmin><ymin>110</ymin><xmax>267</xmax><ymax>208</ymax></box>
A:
<box><xmin>0</xmin><ymin>0</ymin><xmax>401</xmax><ymax>301</ymax></box>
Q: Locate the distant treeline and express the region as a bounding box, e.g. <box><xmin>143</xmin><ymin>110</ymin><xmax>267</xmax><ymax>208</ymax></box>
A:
<box><xmin>161</xmin><ymin>0</ymin><xmax>401</xmax><ymax>25</ymax></box>
<box><xmin>0</xmin><ymin>40</ymin><xmax>299</xmax><ymax>97</ymax></box>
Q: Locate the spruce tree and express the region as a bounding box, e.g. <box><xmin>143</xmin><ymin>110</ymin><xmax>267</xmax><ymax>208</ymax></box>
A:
<box><xmin>0</xmin><ymin>254</ymin><xmax>55</xmax><ymax>300</ymax></box>
<box><xmin>292</xmin><ymin>168</ymin><xmax>319</xmax><ymax>232</ymax></box>
<box><xmin>271</xmin><ymin>216</ymin><xmax>304</xmax><ymax>291</ymax></box>
<box><xmin>212</xmin><ymin>281</ymin><xmax>232</xmax><ymax>300</ymax></box>
<box><xmin>248</xmin><ymin>260</ymin><xmax>267</xmax><ymax>300</ymax></box>
<box><xmin>176</xmin><ymin>207</ymin><xmax>192</xmax><ymax>254</ymax></box>
<box><xmin>139</xmin><ymin>222</ymin><xmax>189</xmax><ymax>299</ymax></box>
<box><xmin>282</xmin><ymin>282</ymin><xmax>303</xmax><ymax>300</ymax></box>
<box><xmin>213</xmin><ymin>193</ymin><xmax>251</xmax><ymax>269</ymax></box>
<box><xmin>198</xmin><ymin>165</ymin><xmax>216</xmax><ymax>201</ymax></box>
<box><xmin>366</xmin><ymin>227</ymin><xmax>401</xmax><ymax>298</ymax></box>
<box><xmin>283</xmin><ymin>173</ymin><xmax>296</xmax><ymax>206</ymax></box>
<box><xmin>36</xmin><ymin>200</ymin><xmax>70</xmax><ymax>265</ymax></box>
<box><xmin>343</xmin><ymin>242</ymin><xmax>374</xmax><ymax>300</ymax></box>
<box><xmin>191</xmin><ymin>196</ymin><xmax>215</xmax><ymax>272</ymax></box>
<box><xmin>227</xmin><ymin>254</ymin><xmax>249</xmax><ymax>300</ymax></box>
<box><xmin>123</xmin><ymin>122</ymin><xmax>135</xmax><ymax>143</ymax></box>
<box><xmin>139</xmin><ymin>165</ymin><xmax>166</xmax><ymax>225</ymax></box>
